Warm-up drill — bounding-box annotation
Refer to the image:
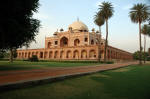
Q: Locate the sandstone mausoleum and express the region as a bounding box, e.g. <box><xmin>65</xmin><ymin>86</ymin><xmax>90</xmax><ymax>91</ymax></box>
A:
<box><xmin>17</xmin><ymin>20</ymin><xmax>133</xmax><ymax>61</ymax></box>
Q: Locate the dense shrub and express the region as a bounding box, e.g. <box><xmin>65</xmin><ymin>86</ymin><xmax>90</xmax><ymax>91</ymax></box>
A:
<box><xmin>0</xmin><ymin>58</ymin><xmax>9</xmax><ymax>61</ymax></box>
<box><xmin>105</xmin><ymin>61</ymin><xmax>114</xmax><ymax>64</ymax></box>
<box><xmin>29</xmin><ymin>55</ymin><xmax>38</xmax><ymax>62</ymax></box>
<box><xmin>147</xmin><ymin>56</ymin><xmax>150</xmax><ymax>61</ymax></box>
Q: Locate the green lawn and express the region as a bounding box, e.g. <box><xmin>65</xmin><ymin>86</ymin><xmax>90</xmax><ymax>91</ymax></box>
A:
<box><xmin>0</xmin><ymin>61</ymin><xmax>102</xmax><ymax>71</ymax></box>
<box><xmin>1</xmin><ymin>64</ymin><xmax>150</xmax><ymax>99</ymax></box>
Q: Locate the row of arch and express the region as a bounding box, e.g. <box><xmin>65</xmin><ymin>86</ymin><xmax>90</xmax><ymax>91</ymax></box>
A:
<box><xmin>106</xmin><ymin>49</ymin><xmax>132</xmax><ymax>60</ymax></box>
<box><xmin>17</xmin><ymin>49</ymin><xmax>97</xmax><ymax>59</ymax></box>
<box><xmin>17</xmin><ymin>48</ymin><xmax>133</xmax><ymax>60</ymax></box>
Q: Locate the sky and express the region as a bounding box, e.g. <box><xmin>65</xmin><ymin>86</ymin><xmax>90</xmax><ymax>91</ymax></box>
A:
<box><xmin>27</xmin><ymin>0</ymin><xmax>149</xmax><ymax>53</ymax></box>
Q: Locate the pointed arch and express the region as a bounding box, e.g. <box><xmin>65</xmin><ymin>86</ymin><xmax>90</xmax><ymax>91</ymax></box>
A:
<box><xmin>60</xmin><ymin>37</ymin><xmax>68</xmax><ymax>47</ymax></box>
<box><xmin>81</xmin><ymin>50</ymin><xmax>87</xmax><ymax>59</ymax></box>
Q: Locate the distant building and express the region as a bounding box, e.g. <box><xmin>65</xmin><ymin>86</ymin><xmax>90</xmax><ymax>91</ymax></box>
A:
<box><xmin>17</xmin><ymin>20</ymin><xmax>133</xmax><ymax>60</ymax></box>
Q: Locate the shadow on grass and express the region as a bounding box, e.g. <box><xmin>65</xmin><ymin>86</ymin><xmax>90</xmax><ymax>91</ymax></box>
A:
<box><xmin>0</xmin><ymin>66</ymin><xmax>39</xmax><ymax>71</ymax></box>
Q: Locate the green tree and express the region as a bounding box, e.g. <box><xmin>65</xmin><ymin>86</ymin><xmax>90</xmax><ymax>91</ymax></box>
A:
<box><xmin>0</xmin><ymin>50</ymin><xmax>9</xmax><ymax>59</ymax></box>
<box><xmin>141</xmin><ymin>24</ymin><xmax>150</xmax><ymax>63</ymax></box>
<box><xmin>0</xmin><ymin>50</ymin><xmax>5</xmax><ymax>59</ymax></box>
<box><xmin>94</xmin><ymin>12</ymin><xmax>105</xmax><ymax>33</ymax></box>
<box><xmin>0</xmin><ymin>0</ymin><xmax>40</xmax><ymax>62</ymax></box>
<box><xmin>98</xmin><ymin>1</ymin><xmax>114</xmax><ymax>62</ymax></box>
<box><xmin>129</xmin><ymin>3</ymin><xmax>150</xmax><ymax>65</ymax></box>
<box><xmin>94</xmin><ymin>12</ymin><xmax>105</xmax><ymax>62</ymax></box>
<box><xmin>133</xmin><ymin>51</ymin><xmax>149</xmax><ymax>61</ymax></box>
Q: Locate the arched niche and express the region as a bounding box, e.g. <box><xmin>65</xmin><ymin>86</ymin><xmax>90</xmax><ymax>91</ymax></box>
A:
<box><xmin>60</xmin><ymin>37</ymin><xmax>68</xmax><ymax>47</ymax></box>
<box><xmin>74</xmin><ymin>39</ymin><xmax>80</xmax><ymax>46</ymax></box>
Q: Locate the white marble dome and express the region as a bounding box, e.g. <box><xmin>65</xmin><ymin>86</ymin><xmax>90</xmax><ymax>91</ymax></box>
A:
<box><xmin>68</xmin><ymin>20</ymin><xmax>88</xmax><ymax>31</ymax></box>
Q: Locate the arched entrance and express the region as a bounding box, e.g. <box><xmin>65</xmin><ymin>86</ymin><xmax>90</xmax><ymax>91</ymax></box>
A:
<box><xmin>44</xmin><ymin>51</ymin><xmax>48</xmax><ymax>58</ymax></box>
<box><xmin>60</xmin><ymin>51</ymin><xmax>65</xmax><ymax>59</ymax></box>
<box><xmin>48</xmin><ymin>42</ymin><xmax>51</xmax><ymax>48</ymax></box>
<box><xmin>73</xmin><ymin>50</ymin><xmax>79</xmax><ymax>59</ymax></box>
<box><xmin>40</xmin><ymin>52</ymin><xmax>43</xmax><ymax>58</ymax></box>
<box><xmin>25</xmin><ymin>53</ymin><xmax>27</xmax><ymax>58</ymax></box>
<box><xmin>60</xmin><ymin>37</ymin><xmax>68</xmax><ymax>47</ymax></box>
<box><xmin>74</xmin><ymin>39</ymin><xmax>80</xmax><ymax>46</ymax></box>
<box><xmin>66</xmin><ymin>50</ymin><xmax>71</xmax><ymax>59</ymax></box>
<box><xmin>91</xmin><ymin>40</ymin><xmax>94</xmax><ymax>45</ymax></box>
<box><xmin>89</xmin><ymin>50</ymin><xmax>96</xmax><ymax>59</ymax></box>
<box><xmin>81</xmin><ymin>50</ymin><xmax>87</xmax><ymax>59</ymax></box>
<box><xmin>49</xmin><ymin>51</ymin><xmax>53</xmax><ymax>58</ymax></box>
<box><xmin>28</xmin><ymin>52</ymin><xmax>31</xmax><ymax>58</ymax></box>
<box><xmin>54</xmin><ymin>51</ymin><xmax>59</xmax><ymax>58</ymax></box>
<box><xmin>22</xmin><ymin>52</ymin><xmax>24</xmax><ymax>58</ymax></box>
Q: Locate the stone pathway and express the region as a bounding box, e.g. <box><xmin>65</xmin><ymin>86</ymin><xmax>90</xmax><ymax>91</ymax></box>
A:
<box><xmin>0</xmin><ymin>62</ymin><xmax>137</xmax><ymax>87</ymax></box>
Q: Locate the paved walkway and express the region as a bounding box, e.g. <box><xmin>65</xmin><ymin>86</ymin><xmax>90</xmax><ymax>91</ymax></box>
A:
<box><xmin>0</xmin><ymin>62</ymin><xmax>137</xmax><ymax>87</ymax></box>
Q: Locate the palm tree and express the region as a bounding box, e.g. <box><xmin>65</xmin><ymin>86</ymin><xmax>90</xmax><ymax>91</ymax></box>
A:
<box><xmin>94</xmin><ymin>13</ymin><xmax>105</xmax><ymax>62</ymax></box>
<box><xmin>141</xmin><ymin>24</ymin><xmax>150</xmax><ymax>63</ymax></box>
<box><xmin>129</xmin><ymin>3</ymin><xmax>150</xmax><ymax>65</ymax></box>
<box><xmin>94</xmin><ymin>12</ymin><xmax>105</xmax><ymax>33</ymax></box>
<box><xmin>98</xmin><ymin>2</ymin><xmax>114</xmax><ymax>62</ymax></box>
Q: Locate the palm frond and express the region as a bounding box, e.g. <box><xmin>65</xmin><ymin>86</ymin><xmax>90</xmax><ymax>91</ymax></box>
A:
<box><xmin>141</xmin><ymin>24</ymin><xmax>148</xmax><ymax>35</ymax></box>
<box><xmin>94</xmin><ymin>12</ymin><xmax>105</xmax><ymax>26</ymax></box>
<box><xmin>129</xmin><ymin>3</ymin><xmax>150</xmax><ymax>23</ymax></box>
<box><xmin>98</xmin><ymin>1</ymin><xmax>114</xmax><ymax>19</ymax></box>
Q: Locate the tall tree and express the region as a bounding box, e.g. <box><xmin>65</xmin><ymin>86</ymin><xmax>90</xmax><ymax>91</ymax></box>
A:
<box><xmin>94</xmin><ymin>12</ymin><xmax>105</xmax><ymax>62</ymax></box>
<box><xmin>133</xmin><ymin>51</ymin><xmax>149</xmax><ymax>60</ymax></box>
<box><xmin>0</xmin><ymin>0</ymin><xmax>40</xmax><ymax>62</ymax></box>
<box><xmin>98</xmin><ymin>1</ymin><xmax>114</xmax><ymax>62</ymax></box>
<box><xmin>129</xmin><ymin>3</ymin><xmax>150</xmax><ymax>65</ymax></box>
<box><xmin>94</xmin><ymin>12</ymin><xmax>105</xmax><ymax>33</ymax></box>
<box><xmin>146</xmin><ymin>0</ymin><xmax>150</xmax><ymax>24</ymax></box>
<box><xmin>141</xmin><ymin>24</ymin><xmax>150</xmax><ymax>63</ymax></box>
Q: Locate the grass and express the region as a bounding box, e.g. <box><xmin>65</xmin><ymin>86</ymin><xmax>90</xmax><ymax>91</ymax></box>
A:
<box><xmin>0</xmin><ymin>61</ymin><xmax>102</xmax><ymax>71</ymax></box>
<box><xmin>0</xmin><ymin>64</ymin><xmax>150</xmax><ymax>99</ymax></box>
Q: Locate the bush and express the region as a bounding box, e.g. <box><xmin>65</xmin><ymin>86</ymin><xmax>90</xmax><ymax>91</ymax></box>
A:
<box><xmin>105</xmin><ymin>61</ymin><xmax>114</xmax><ymax>64</ymax></box>
<box><xmin>147</xmin><ymin>56</ymin><xmax>150</xmax><ymax>61</ymax></box>
<box><xmin>0</xmin><ymin>58</ymin><xmax>9</xmax><ymax>61</ymax></box>
<box><xmin>29</xmin><ymin>55</ymin><xmax>39</xmax><ymax>62</ymax></box>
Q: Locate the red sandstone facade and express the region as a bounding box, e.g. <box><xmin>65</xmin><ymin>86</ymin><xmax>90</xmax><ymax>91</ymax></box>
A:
<box><xmin>17</xmin><ymin>20</ymin><xmax>133</xmax><ymax>61</ymax></box>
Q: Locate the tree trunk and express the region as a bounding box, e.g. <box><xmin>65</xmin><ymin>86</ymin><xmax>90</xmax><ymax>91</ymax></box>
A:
<box><xmin>144</xmin><ymin>35</ymin><xmax>146</xmax><ymax>64</ymax></box>
<box><xmin>98</xmin><ymin>50</ymin><xmax>101</xmax><ymax>62</ymax></box>
<box><xmin>9</xmin><ymin>48</ymin><xmax>13</xmax><ymax>63</ymax></box>
<box><xmin>98</xmin><ymin>26</ymin><xmax>101</xmax><ymax>62</ymax></box>
<box><xmin>139</xmin><ymin>22</ymin><xmax>142</xmax><ymax>65</ymax></box>
<box><xmin>99</xmin><ymin>26</ymin><xmax>101</xmax><ymax>34</ymax></box>
<box><xmin>104</xmin><ymin>19</ymin><xmax>108</xmax><ymax>62</ymax></box>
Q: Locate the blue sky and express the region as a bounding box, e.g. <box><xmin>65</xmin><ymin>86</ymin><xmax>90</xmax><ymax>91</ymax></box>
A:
<box><xmin>28</xmin><ymin>0</ymin><xmax>149</xmax><ymax>53</ymax></box>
